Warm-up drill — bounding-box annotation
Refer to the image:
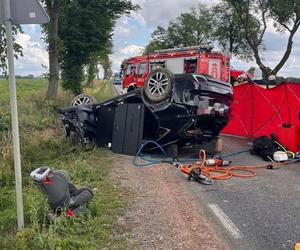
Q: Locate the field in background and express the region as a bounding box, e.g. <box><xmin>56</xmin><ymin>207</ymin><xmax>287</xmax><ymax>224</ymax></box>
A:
<box><xmin>0</xmin><ymin>79</ymin><xmax>130</xmax><ymax>249</ymax></box>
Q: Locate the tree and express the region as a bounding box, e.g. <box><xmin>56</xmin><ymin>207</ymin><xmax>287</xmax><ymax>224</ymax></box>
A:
<box><xmin>145</xmin><ymin>5</ymin><xmax>212</xmax><ymax>54</ymax></box>
<box><xmin>247</xmin><ymin>66</ymin><xmax>256</xmax><ymax>75</ymax></box>
<box><xmin>42</xmin><ymin>0</ymin><xmax>61</xmax><ymax>100</ymax></box>
<box><xmin>168</xmin><ymin>7</ymin><xmax>212</xmax><ymax>46</ymax></box>
<box><xmin>99</xmin><ymin>40</ymin><xmax>113</xmax><ymax>80</ymax></box>
<box><xmin>210</xmin><ymin>2</ymin><xmax>253</xmax><ymax>60</ymax></box>
<box><xmin>86</xmin><ymin>55</ymin><xmax>99</xmax><ymax>86</ymax></box>
<box><xmin>144</xmin><ymin>26</ymin><xmax>169</xmax><ymax>54</ymax></box>
<box><xmin>223</xmin><ymin>0</ymin><xmax>300</xmax><ymax>77</ymax></box>
<box><xmin>99</xmin><ymin>54</ymin><xmax>112</xmax><ymax>80</ymax></box>
<box><xmin>86</xmin><ymin>40</ymin><xmax>113</xmax><ymax>85</ymax></box>
<box><xmin>59</xmin><ymin>0</ymin><xmax>137</xmax><ymax>95</ymax></box>
<box><xmin>120</xmin><ymin>58</ymin><xmax>128</xmax><ymax>72</ymax></box>
<box><xmin>0</xmin><ymin>25</ymin><xmax>23</xmax><ymax>75</ymax></box>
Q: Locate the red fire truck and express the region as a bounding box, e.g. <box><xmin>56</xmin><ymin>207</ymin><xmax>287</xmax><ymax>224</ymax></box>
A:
<box><xmin>121</xmin><ymin>45</ymin><xmax>231</xmax><ymax>92</ymax></box>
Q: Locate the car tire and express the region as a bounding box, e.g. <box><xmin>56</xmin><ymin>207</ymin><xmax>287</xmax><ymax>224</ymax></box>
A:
<box><xmin>143</xmin><ymin>68</ymin><xmax>174</xmax><ymax>104</ymax></box>
<box><xmin>71</xmin><ymin>94</ymin><xmax>96</xmax><ymax>107</ymax></box>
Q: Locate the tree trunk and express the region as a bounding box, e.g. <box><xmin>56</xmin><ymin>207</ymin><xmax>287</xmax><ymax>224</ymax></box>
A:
<box><xmin>87</xmin><ymin>59</ymin><xmax>97</xmax><ymax>87</ymax></box>
<box><xmin>46</xmin><ymin>0</ymin><xmax>59</xmax><ymax>100</ymax></box>
<box><xmin>100</xmin><ymin>55</ymin><xmax>112</xmax><ymax>80</ymax></box>
<box><xmin>103</xmin><ymin>65</ymin><xmax>108</xmax><ymax>80</ymax></box>
<box><xmin>96</xmin><ymin>65</ymin><xmax>100</xmax><ymax>80</ymax></box>
<box><xmin>272</xmin><ymin>21</ymin><xmax>300</xmax><ymax>75</ymax></box>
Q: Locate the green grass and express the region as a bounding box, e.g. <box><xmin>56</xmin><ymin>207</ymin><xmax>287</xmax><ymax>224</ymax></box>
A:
<box><xmin>0</xmin><ymin>79</ymin><xmax>48</xmax><ymax>106</ymax></box>
<box><xmin>0</xmin><ymin>79</ymin><xmax>131</xmax><ymax>249</ymax></box>
<box><xmin>85</xmin><ymin>80</ymin><xmax>113</xmax><ymax>102</ymax></box>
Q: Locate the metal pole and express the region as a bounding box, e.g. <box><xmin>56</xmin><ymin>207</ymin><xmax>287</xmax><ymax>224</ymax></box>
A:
<box><xmin>3</xmin><ymin>0</ymin><xmax>24</xmax><ymax>231</ymax></box>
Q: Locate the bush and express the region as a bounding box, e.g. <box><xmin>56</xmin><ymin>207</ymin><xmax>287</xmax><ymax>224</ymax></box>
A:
<box><xmin>0</xmin><ymin>112</ymin><xmax>11</xmax><ymax>133</ymax></box>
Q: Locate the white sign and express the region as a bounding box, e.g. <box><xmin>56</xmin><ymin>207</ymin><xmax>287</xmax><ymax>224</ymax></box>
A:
<box><xmin>0</xmin><ymin>0</ymin><xmax>49</xmax><ymax>24</ymax></box>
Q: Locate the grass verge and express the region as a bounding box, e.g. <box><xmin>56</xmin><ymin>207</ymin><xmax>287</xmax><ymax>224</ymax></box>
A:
<box><xmin>0</xmin><ymin>79</ymin><xmax>130</xmax><ymax>249</ymax></box>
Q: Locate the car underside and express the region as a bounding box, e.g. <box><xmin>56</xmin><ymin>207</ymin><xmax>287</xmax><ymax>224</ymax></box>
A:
<box><xmin>59</xmin><ymin>70</ymin><xmax>233</xmax><ymax>154</ymax></box>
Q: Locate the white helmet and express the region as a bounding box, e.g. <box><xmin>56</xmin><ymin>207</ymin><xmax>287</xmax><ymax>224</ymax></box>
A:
<box><xmin>268</xmin><ymin>75</ymin><xmax>276</xmax><ymax>81</ymax></box>
<box><xmin>237</xmin><ymin>73</ymin><xmax>247</xmax><ymax>80</ymax></box>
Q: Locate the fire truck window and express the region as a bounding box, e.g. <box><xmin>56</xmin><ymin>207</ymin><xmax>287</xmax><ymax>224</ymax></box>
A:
<box><xmin>150</xmin><ymin>61</ymin><xmax>166</xmax><ymax>72</ymax></box>
<box><xmin>184</xmin><ymin>59</ymin><xmax>197</xmax><ymax>73</ymax></box>
<box><xmin>138</xmin><ymin>63</ymin><xmax>147</xmax><ymax>76</ymax></box>
<box><xmin>126</xmin><ymin>64</ymin><xmax>133</xmax><ymax>75</ymax></box>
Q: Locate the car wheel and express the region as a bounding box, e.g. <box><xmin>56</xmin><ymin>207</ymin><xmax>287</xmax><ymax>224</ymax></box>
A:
<box><xmin>143</xmin><ymin>68</ymin><xmax>174</xmax><ymax>103</ymax></box>
<box><xmin>71</xmin><ymin>94</ymin><xmax>96</xmax><ymax>107</ymax></box>
<box><xmin>127</xmin><ymin>85</ymin><xmax>136</xmax><ymax>92</ymax></box>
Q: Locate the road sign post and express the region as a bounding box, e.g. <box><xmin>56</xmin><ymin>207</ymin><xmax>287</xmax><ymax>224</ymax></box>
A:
<box><xmin>1</xmin><ymin>0</ymin><xmax>49</xmax><ymax>231</ymax></box>
<box><xmin>3</xmin><ymin>0</ymin><xmax>24</xmax><ymax>231</ymax></box>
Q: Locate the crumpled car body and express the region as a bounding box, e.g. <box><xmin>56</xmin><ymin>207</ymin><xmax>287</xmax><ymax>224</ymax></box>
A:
<box><xmin>59</xmin><ymin>73</ymin><xmax>233</xmax><ymax>151</ymax></box>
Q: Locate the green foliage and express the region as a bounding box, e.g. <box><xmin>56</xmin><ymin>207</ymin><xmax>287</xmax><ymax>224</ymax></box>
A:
<box><xmin>99</xmin><ymin>54</ymin><xmax>113</xmax><ymax>80</ymax></box>
<box><xmin>145</xmin><ymin>5</ymin><xmax>212</xmax><ymax>53</ymax></box>
<box><xmin>0</xmin><ymin>112</ymin><xmax>11</xmax><ymax>133</ymax></box>
<box><xmin>223</xmin><ymin>0</ymin><xmax>300</xmax><ymax>76</ymax></box>
<box><xmin>145</xmin><ymin>0</ymin><xmax>300</xmax><ymax>77</ymax></box>
<box><xmin>210</xmin><ymin>2</ymin><xmax>254</xmax><ymax>60</ymax></box>
<box><xmin>86</xmin><ymin>80</ymin><xmax>113</xmax><ymax>102</ymax></box>
<box><xmin>144</xmin><ymin>26</ymin><xmax>170</xmax><ymax>53</ymax></box>
<box><xmin>87</xmin><ymin>55</ymin><xmax>98</xmax><ymax>86</ymax></box>
<box><xmin>59</xmin><ymin>0</ymin><xmax>137</xmax><ymax>94</ymax></box>
<box><xmin>269</xmin><ymin>0</ymin><xmax>300</xmax><ymax>27</ymax></box>
<box><xmin>276</xmin><ymin>76</ymin><xmax>300</xmax><ymax>83</ymax></box>
<box><xmin>0</xmin><ymin>79</ymin><xmax>131</xmax><ymax>249</ymax></box>
<box><xmin>247</xmin><ymin>66</ymin><xmax>256</xmax><ymax>75</ymax></box>
<box><xmin>61</xmin><ymin>58</ymin><xmax>84</xmax><ymax>95</ymax></box>
<box><xmin>13</xmin><ymin>150</ymin><xmax>129</xmax><ymax>250</ymax></box>
<box><xmin>0</xmin><ymin>25</ymin><xmax>23</xmax><ymax>75</ymax></box>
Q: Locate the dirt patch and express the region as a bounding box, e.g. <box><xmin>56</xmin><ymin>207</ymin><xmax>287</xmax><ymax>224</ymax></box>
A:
<box><xmin>112</xmin><ymin>155</ymin><xmax>228</xmax><ymax>250</ymax></box>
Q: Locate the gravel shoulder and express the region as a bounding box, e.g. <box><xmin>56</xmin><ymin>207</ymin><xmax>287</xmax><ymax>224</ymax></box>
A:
<box><xmin>112</xmin><ymin>154</ymin><xmax>229</xmax><ymax>250</ymax></box>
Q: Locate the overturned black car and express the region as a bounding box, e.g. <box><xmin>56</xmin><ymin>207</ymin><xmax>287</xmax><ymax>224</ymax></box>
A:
<box><xmin>59</xmin><ymin>69</ymin><xmax>233</xmax><ymax>155</ymax></box>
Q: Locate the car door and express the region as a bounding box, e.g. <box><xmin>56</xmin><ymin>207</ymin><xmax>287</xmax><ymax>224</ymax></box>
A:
<box><xmin>122</xmin><ymin>64</ymin><xmax>135</xmax><ymax>89</ymax></box>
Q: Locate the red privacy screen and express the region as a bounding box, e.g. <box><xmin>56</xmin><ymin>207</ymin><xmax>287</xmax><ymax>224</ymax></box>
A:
<box><xmin>222</xmin><ymin>83</ymin><xmax>300</xmax><ymax>139</ymax></box>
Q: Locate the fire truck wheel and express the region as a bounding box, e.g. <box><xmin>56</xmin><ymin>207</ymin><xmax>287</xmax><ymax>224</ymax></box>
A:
<box><xmin>143</xmin><ymin>68</ymin><xmax>174</xmax><ymax>103</ymax></box>
<box><xmin>71</xmin><ymin>94</ymin><xmax>96</xmax><ymax>107</ymax></box>
<box><xmin>127</xmin><ymin>85</ymin><xmax>136</xmax><ymax>92</ymax></box>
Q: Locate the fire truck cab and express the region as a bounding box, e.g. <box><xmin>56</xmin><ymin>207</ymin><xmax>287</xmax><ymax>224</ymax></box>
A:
<box><xmin>122</xmin><ymin>45</ymin><xmax>230</xmax><ymax>92</ymax></box>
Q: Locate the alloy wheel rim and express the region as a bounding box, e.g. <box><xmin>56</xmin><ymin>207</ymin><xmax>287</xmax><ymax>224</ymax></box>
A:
<box><xmin>72</xmin><ymin>96</ymin><xmax>93</xmax><ymax>106</ymax></box>
<box><xmin>147</xmin><ymin>72</ymin><xmax>169</xmax><ymax>96</ymax></box>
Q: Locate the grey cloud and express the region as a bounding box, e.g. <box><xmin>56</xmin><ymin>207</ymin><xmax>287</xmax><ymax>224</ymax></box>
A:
<box><xmin>133</xmin><ymin>0</ymin><xmax>219</xmax><ymax>28</ymax></box>
<box><xmin>111</xmin><ymin>0</ymin><xmax>219</xmax><ymax>71</ymax></box>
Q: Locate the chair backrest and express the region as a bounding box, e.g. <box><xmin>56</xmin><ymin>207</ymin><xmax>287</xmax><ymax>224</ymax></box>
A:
<box><xmin>35</xmin><ymin>171</ymin><xmax>70</xmax><ymax>210</ymax></box>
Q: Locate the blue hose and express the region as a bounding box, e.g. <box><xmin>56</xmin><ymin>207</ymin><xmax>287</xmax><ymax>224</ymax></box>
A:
<box><xmin>133</xmin><ymin>140</ymin><xmax>167</xmax><ymax>167</ymax></box>
<box><xmin>133</xmin><ymin>141</ymin><xmax>250</xmax><ymax>167</ymax></box>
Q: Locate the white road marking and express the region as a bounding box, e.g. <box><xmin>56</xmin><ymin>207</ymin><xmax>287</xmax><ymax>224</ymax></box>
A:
<box><xmin>208</xmin><ymin>203</ymin><xmax>242</xmax><ymax>239</ymax></box>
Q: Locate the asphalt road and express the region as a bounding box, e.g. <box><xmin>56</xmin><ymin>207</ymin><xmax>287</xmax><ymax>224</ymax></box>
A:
<box><xmin>183</xmin><ymin>136</ymin><xmax>300</xmax><ymax>250</ymax></box>
<box><xmin>113</xmin><ymin>84</ymin><xmax>125</xmax><ymax>96</ymax></box>
<box><xmin>112</xmin><ymin>84</ymin><xmax>300</xmax><ymax>249</ymax></box>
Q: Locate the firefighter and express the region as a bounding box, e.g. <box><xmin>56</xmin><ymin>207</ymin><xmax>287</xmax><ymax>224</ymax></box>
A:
<box><xmin>234</xmin><ymin>73</ymin><xmax>248</xmax><ymax>86</ymax></box>
<box><xmin>266</xmin><ymin>75</ymin><xmax>277</xmax><ymax>89</ymax></box>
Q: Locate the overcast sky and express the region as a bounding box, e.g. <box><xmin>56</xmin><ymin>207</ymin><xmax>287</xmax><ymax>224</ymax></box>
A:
<box><xmin>14</xmin><ymin>0</ymin><xmax>300</xmax><ymax>77</ymax></box>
